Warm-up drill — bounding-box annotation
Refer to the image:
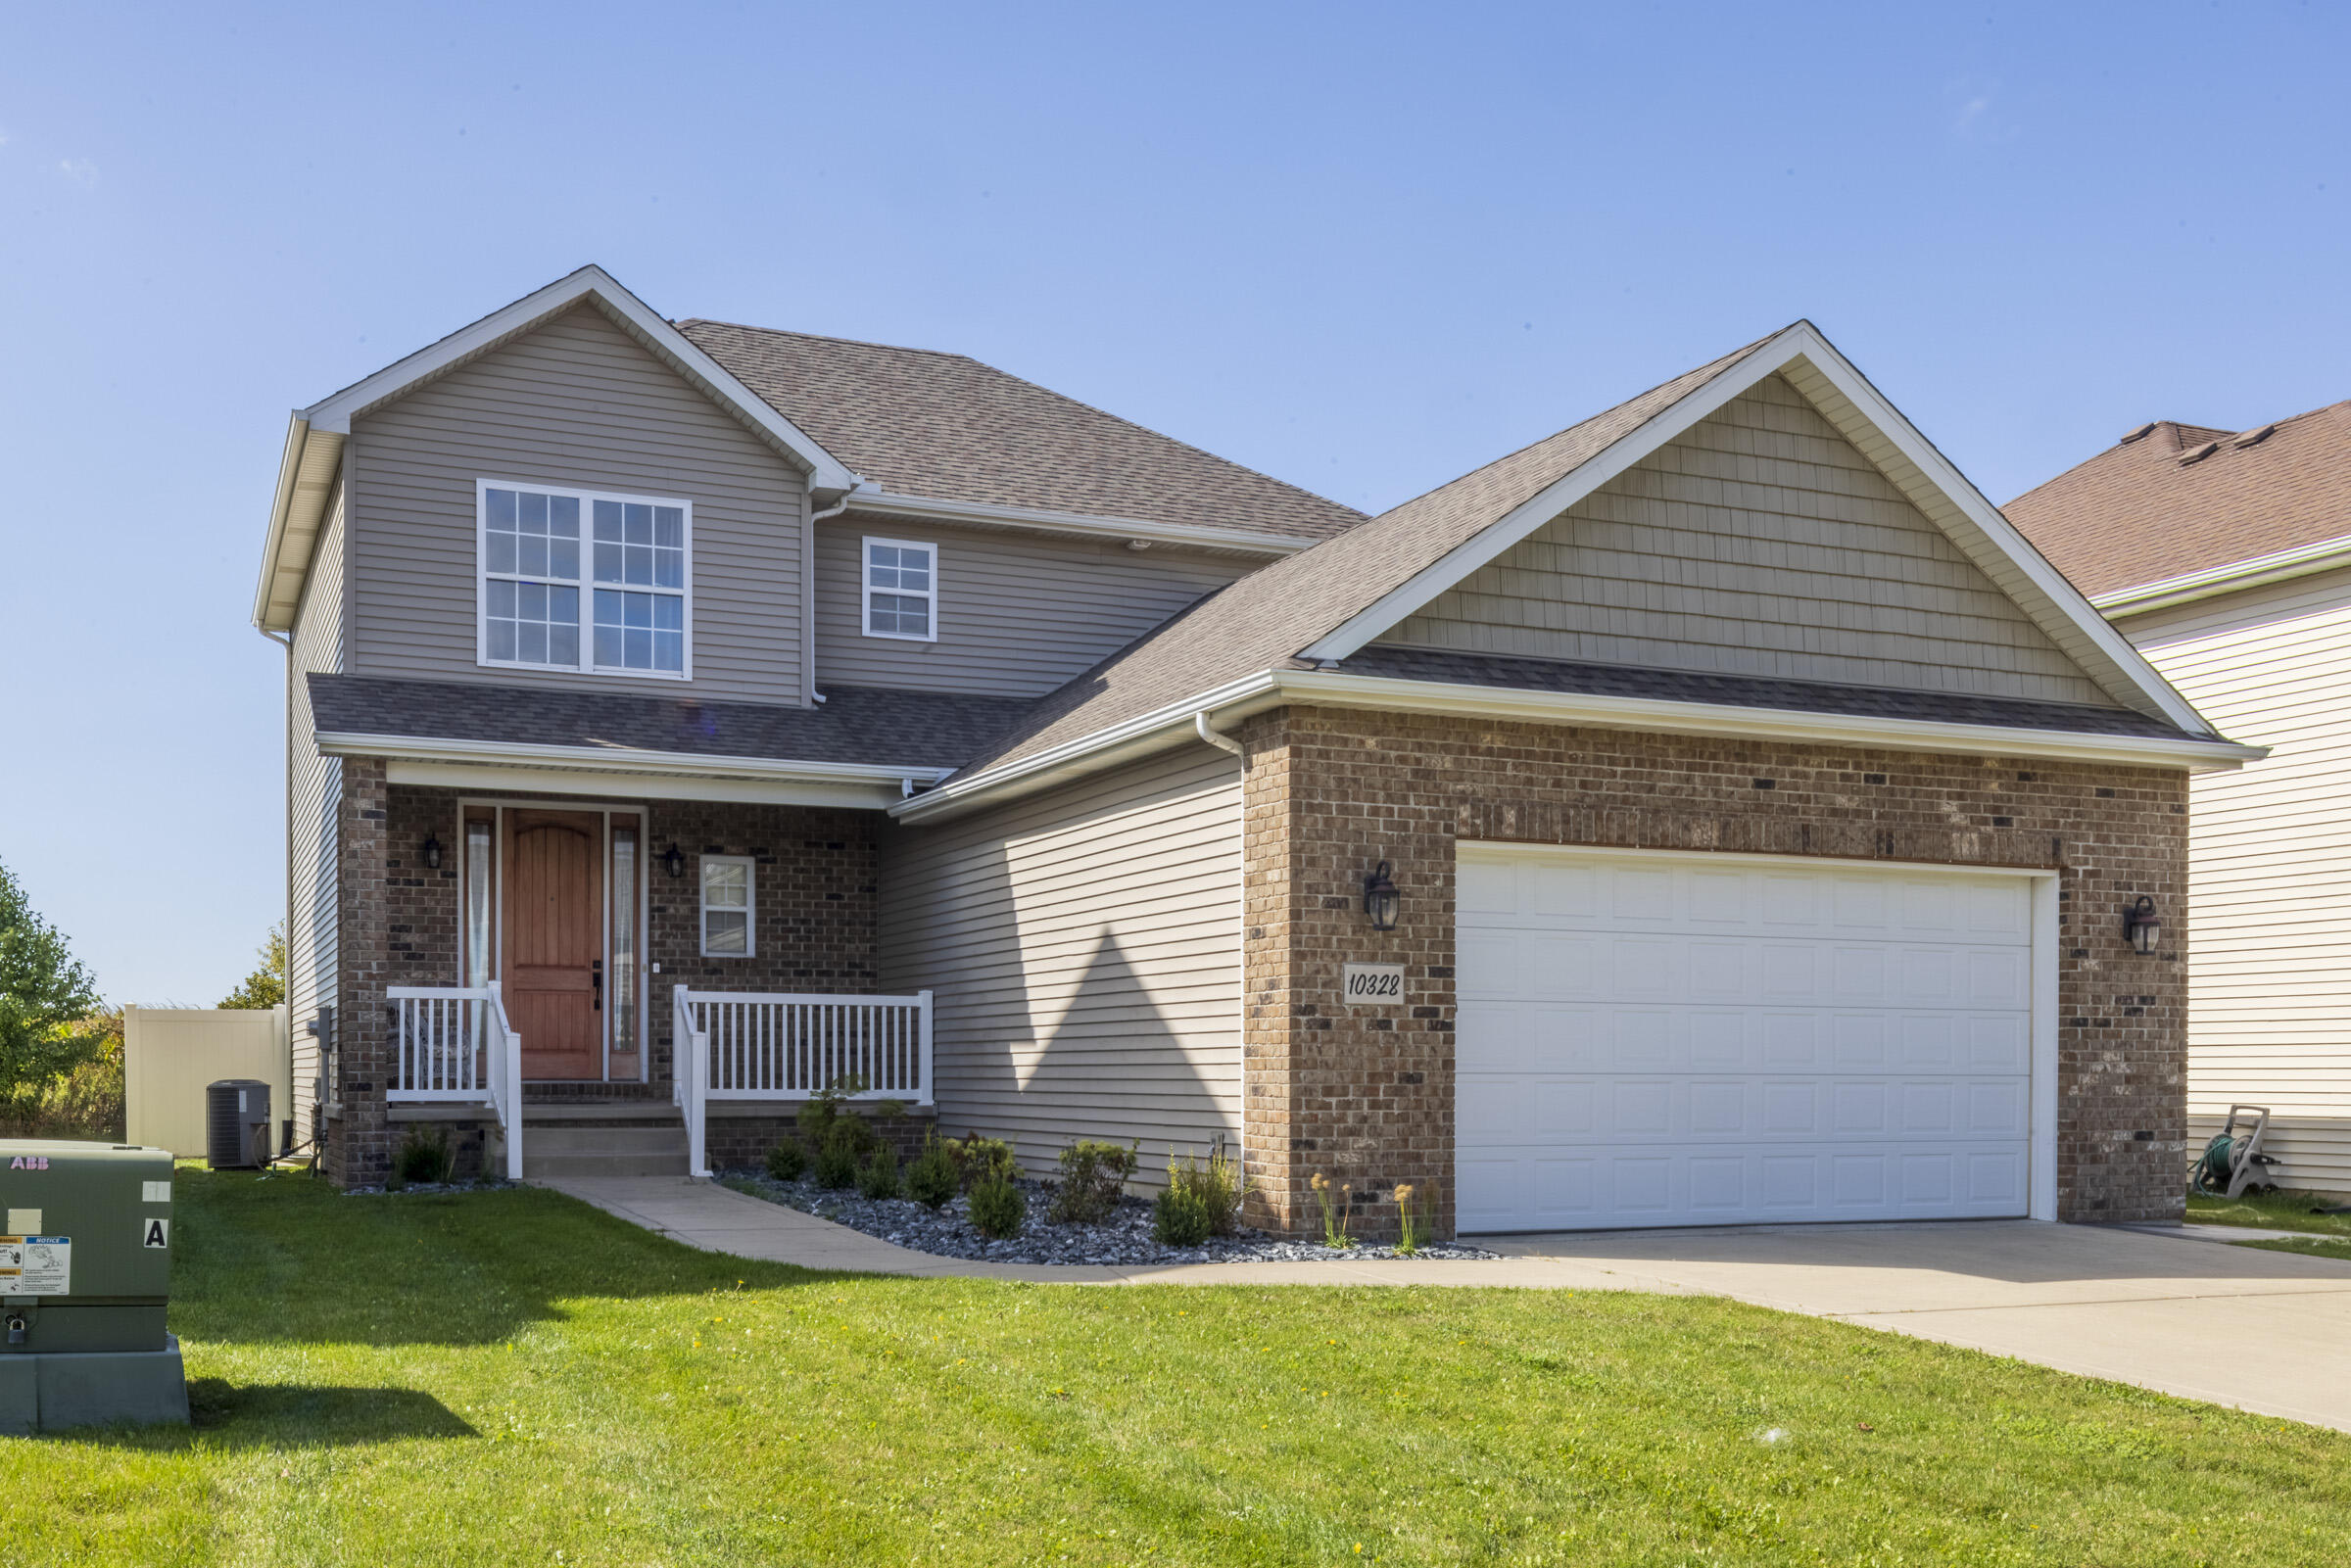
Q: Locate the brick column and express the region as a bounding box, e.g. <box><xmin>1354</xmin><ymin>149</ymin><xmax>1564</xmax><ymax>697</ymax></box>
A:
<box><xmin>326</xmin><ymin>757</ymin><xmax>393</xmax><ymax>1186</ymax></box>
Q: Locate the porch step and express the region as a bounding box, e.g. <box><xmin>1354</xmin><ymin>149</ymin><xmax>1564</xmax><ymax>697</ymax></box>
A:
<box><xmin>521</xmin><ymin>1123</ymin><xmax>690</xmax><ymax>1178</ymax></box>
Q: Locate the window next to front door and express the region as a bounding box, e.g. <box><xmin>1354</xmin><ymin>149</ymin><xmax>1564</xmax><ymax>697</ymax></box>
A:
<box><xmin>478</xmin><ymin>480</ymin><xmax>693</xmax><ymax>679</ymax></box>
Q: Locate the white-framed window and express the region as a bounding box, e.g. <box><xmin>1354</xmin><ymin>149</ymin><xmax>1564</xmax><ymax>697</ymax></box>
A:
<box><xmin>699</xmin><ymin>855</ymin><xmax>754</xmax><ymax>958</ymax></box>
<box><xmin>479</xmin><ymin>480</ymin><xmax>692</xmax><ymax>679</ymax></box>
<box><xmin>862</xmin><ymin>536</ymin><xmax>936</xmax><ymax>641</ymax></box>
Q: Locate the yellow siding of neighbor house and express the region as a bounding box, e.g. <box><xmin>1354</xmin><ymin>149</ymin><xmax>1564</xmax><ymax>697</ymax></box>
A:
<box><xmin>1381</xmin><ymin>374</ymin><xmax>2118</xmax><ymax>706</ymax></box>
<box><xmin>286</xmin><ymin>485</ymin><xmax>345</xmax><ymax>1140</ymax></box>
<box><xmin>2131</xmin><ymin>565</ymin><xmax>2351</xmax><ymax>1194</ymax></box>
<box><xmin>879</xmin><ymin>745</ymin><xmax>1244</xmax><ymax>1181</ymax></box>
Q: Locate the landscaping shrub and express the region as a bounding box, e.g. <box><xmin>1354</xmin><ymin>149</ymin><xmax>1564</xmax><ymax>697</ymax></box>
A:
<box><xmin>764</xmin><ymin>1136</ymin><xmax>807</xmax><ymax>1183</ymax></box>
<box><xmin>1166</xmin><ymin>1147</ymin><xmax>1249</xmax><ymax>1237</ymax></box>
<box><xmin>967</xmin><ymin>1172</ymin><xmax>1026</xmax><ymax>1239</ymax></box>
<box><xmin>904</xmin><ymin>1132</ymin><xmax>957</xmax><ymax>1209</ymax></box>
<box><xmin>1394</xmin><ymin>1181</ymin><xmax>1430</xmax><ymax>1255</ymax></box>
<box><xmin>942</xmin><ymin>1132</ymin><xmax>1019</xmax><ymax>1191</ymax></box>
<box><xmin>391</xmin><ymin>1126</ymin><xmax>455</xmax><ymax>1187</ymax></box>
<box><xmin>1311</xmin><ymin>1171</ymin><xmax>1355</xmax><ymax>1249</ymax></box>
<box><xmin>1049</xmin><ymin>1139</ymin><xmax>1138</xmax><ymax>1224</ymax></box>
<box><xmin>856</xmin><ymin>1143</ymin><xmax>902</xmax><ymax>1201</ymax></box>
<box><xmin>1152</xmin><ymin>1181</ymin><xmax>1214</xmax><ymax>1246</ymax></box>
<box><xmin>813</xmin><ymin>1122</ymin><xmax>865</xmax><ymax>1190</ymax></box>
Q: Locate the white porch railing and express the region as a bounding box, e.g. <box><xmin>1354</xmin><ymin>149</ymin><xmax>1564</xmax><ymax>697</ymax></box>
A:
<box><xmin>672</xmin><ymin>986</ymin><xmax>934</xmax><ymax>1179</ymax></box>
<box><xmin>387</xmin><ymin>984</ymin><xmax>523</xmax><ymax>1180</ymax></box>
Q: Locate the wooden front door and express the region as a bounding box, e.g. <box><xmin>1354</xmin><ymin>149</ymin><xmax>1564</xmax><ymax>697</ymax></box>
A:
<box><xmin>504</xmin><ymin>808</ymin><xmax>604</xmax><ymax>1079</ymax></box>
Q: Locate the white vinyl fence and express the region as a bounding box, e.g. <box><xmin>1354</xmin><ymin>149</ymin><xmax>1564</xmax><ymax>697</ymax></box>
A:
<box><xmin>123</xmin><ymin>1005</ymin><xmax>292</xmax><ymax>1158</ymax></box>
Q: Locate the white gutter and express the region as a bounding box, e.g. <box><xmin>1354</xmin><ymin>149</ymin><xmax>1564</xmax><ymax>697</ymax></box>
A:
<box><xmin>2093</xmin><ymin>532</ymin><xmax>2351</xmax><ymax>618</ymax></box>
<box><xmin>892</xmin><ymin>668</ymin><xmax>2265</xmax><ymax>824</ymax></box>
<box><xmin>314</xmin><ymin>730</ymin><xmax>954</xmax><ymax>788</ymax></box>
<box><xmin>838</xmin><ymin>488</ymin><xmax>1318</xmax><ymax>557</ymax></box>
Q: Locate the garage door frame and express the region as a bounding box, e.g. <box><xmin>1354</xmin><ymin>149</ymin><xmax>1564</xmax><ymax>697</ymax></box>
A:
<box><xmin>1454</xmin><ymin>841</ymin><xmax>2061</xmax><ymax>1229</ymax></box>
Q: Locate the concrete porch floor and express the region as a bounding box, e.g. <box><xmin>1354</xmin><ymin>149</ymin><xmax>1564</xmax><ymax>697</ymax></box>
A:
<box><xmin>539</xmin><ymin>1175</ymin><xmax>2351</xmax><ymax>1434</ymax></box>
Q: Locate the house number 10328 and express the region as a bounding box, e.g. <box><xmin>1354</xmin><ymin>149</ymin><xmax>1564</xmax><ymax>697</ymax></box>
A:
<box><xmin>1342</xmin><ymin>963</ymin><xmax>1406</xmax><ymax>1003</ymax></box>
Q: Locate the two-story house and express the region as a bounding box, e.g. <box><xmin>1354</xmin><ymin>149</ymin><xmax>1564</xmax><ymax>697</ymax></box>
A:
<box><xmin>257</xmin><ymin>266</ymin><xmax>2254</xmax><ymax>1237</ymax></box>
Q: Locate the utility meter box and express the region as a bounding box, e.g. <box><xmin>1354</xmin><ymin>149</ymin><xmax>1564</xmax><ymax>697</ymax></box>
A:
<box><xmin>0</xmin><ymin>1140</ymin><xmax>186</xmax><ymax>1433</ymax></box>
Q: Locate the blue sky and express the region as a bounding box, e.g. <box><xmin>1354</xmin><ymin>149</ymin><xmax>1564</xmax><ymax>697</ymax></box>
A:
<box><xmin>5</xmin><ymin>1</ymin><xmax>2348</xmax><ymax>1003</ymax></box>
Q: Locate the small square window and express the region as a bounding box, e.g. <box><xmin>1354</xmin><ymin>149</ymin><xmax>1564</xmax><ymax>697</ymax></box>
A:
<box><xmin>862</xmin><ymin>537</ymin><xmax>937</xmax><ymax>641</ymax></box>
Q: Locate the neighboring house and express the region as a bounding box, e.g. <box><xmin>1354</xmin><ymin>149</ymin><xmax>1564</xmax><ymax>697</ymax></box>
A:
<box><xmin>2008</xmin><ymin>409</ymin><xmax>2351</xmax><ymax>1194</ymax></box>
<box><xmin>256</xmin><ymin>266</ymin><xmax>2255</xmax><ymax>1235</ymax></box>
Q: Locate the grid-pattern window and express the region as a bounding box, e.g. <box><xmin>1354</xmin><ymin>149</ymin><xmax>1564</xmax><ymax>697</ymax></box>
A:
<box><xmin>863</xmin><ymin>538</ymin><xmax>936</xmax><ymax>641</ymax></box>
<box><xmin>478</xmin><ymin>482</ymin><xmax>691</xmax><ymax>677</ymax></box>
<box><xmin>700</xmin><ymin>856</ymin><xmax>753</xmax><ymax>957</ymax></box>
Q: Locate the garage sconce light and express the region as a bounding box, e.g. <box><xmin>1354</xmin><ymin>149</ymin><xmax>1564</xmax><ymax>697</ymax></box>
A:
<box><xmin>1363</xmin><ymin>861</ymin><xmax>1401</xmax><ymax>931</ymax></box>
<box><xmin>2122</xmin><ymin>895</ymin><xmax>2162</xmax><ymax>955</ymax></box>
<box><xmin>419</xmin><ymin>833</ymin><xmax>443</xmax><ymax>872</ymax></box>
<box><xmin>662</xmin><ymin>843</ymin><xmax>687</xmax><ymax>879</ymax></box>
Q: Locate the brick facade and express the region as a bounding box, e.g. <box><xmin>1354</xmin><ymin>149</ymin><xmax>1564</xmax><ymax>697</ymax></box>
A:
<box><xmin>322</xmin><ymin>770</ymin><xmax>883</xmax><ymax>1185</ymax></box>
<box><xmin>1237</xmin><ymin>704</ymin><xmax>2190</xmax><ymax>1241</ymax></box>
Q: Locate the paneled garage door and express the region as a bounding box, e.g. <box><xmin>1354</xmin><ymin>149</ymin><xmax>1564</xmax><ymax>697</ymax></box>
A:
<box><xmin>1456</xmin><ymin>845</ymin><xmax>2041</xmax><ymax>1233</ymax></box>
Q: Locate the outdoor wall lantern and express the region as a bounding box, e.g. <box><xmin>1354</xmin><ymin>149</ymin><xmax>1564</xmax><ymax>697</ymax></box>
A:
<box><xmin>1363</xmin><ymin>860</ymin><xmax>1401</xmax><ymax>931</ymax></box>
<box><xmin>662</xmin><ymin>843</ymin><xmax>687</xmax><ymax>879</ymax></box>
<box><xmin>2122</xmin><ymin>895</ymin><xmax>2162</xmax><ymax>955</ymax></box>
<box><xmin>419</xmin><ymin>833</ymin><xmax>443</xmax><ymax>872</ymax></box>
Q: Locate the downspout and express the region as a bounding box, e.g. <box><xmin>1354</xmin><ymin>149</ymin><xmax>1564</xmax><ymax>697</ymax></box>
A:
<box><xmin>260</xmin><ymin>624</ymin><xmax>294</xmax><ymax>1139</ymax></box>
<box><xmin>803</xmin><ymin>479</ymin><xmax>871</xmax><ymax>705</ymax></box>
<box><xmin>1194</xmin><ymin>709</ymin><xmax>1244</xmax><ymax>757</ymax></box>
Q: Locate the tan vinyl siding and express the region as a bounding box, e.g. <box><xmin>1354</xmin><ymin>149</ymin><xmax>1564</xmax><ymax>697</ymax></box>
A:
<box><xmin>1381</xmin><ymin>374</ymin><xmax>2116</xmax><ymax>705</ymax></box>
<box><xmin>880</xmin><ymin>744</ymin><xmax>1244</xmax><ymax>1177</ymax></box>
<box><xmin>2132</xmin><ymin>565</ymin><xmax>2351</xmax><ymax>1193</ymax></box>
<box><xmin>348</xmin><ymin>303</ymin><xmax>809</xmax><ymax>703</ymax></box>
<box><xmin>286</xmin><ymin>485</ymin><xmax>346</xmax><ymax>1137</ymax></box>
<box><xmin>815</xmin><ymin>518</ymin><xmax>1253</xmax><ymax>697</ymax></box>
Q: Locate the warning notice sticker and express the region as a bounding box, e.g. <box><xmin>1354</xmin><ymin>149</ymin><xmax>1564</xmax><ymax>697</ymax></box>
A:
<box><xmin>0</xmin><ymin>1235</ymin><xmax>70</xmax><ymax>1296</ymax></box>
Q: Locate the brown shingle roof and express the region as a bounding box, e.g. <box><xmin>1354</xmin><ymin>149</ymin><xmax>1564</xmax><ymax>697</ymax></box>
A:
<box><xmin>2004</xmin><ymin>403</ymin><xmax>2351</xmax><ymax>596</ymax></box>
<box><xmin>677</xmin><ymin>319</ymin><xmax>1365</xmax><ymax>543</ymax></box>
<box><xmin>956</xmin><ymin>329</ymin><xmax>1784</xmax><ymax>774</ymax></box>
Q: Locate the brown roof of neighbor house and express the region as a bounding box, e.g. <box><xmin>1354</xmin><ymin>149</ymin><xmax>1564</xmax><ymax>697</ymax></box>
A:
<box><xmin>955</xmin><ymin>329</ymin><xmax>1786</xmax><ymax>774</ymax></box>
<box><xmin>676</xmin><ymin>319</ymin><xmax>1367</xmax><ymax>544</ymax></box>
<box><xmin>2004</xmin><ymin>402</ymin><xmax>2351</xmax><ymax>597</ymax></box>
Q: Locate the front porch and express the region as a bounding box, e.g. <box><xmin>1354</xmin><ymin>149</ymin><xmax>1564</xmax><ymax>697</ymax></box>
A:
<box><xmin>320</xmin><ymin>763</ymin><xmax>935</xmax><ymax>1185</ymax></box>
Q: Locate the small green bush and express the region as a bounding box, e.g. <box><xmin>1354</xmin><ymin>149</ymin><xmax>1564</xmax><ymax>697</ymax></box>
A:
<box><xmin>765</xmin><ymin>1137</ymin><xmax>807</xmax><ymax>1182</ymax></box>
<box><xmin>392</xmin><ymin>1126</ymin><xmax>455</xmax><ymax>1187</ymax></box>
<box><xmin>1049</xmin><ymin>1139</ymin><xmax>1138</xmax><ymax>1225</ymax></box>
<box><xmin>813</xmin><ymin>1122</ymin><xmax>863</xmax><ymax>1190</ymax></box>
<box><xmin>905</xmin><ymin>1132</ymin><xmax>957</xmax><ymax>1209</ymax></box>
<box><xmin>967</xmin><ymin>1172</ymin><xmax>1026</xmax><ymax>1239</ymax></box>
<box><xmin>856</xmin><ymin>1143</ymin><xmax>902</xmax><ymax>1201</ymax></box>
<box><xmin>1152</xmin><ymin>1182</ymin><xmax>1214</xmax><ymax>1246</ymax></box>
<box><xmin>1166</xmin><ymin>1147</ymin><xmax>1249</xmax><ymax>1237</ymax></box>
<box><xmin>943</xmin><ymin>1132</ymin><xmax>1019</xmax><ymax>1191</ymax></box>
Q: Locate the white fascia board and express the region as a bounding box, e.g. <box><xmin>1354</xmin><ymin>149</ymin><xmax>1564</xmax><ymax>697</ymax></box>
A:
<box><xmin>892</xmin><ymin>665</ymin><xmax>2262</xmax><ymax>824</ymax></box>
<box><xmin>383</xmin><ymin>760</ymin><xmax>899</xmax><ymax>810</ymax></box>
<box><xmin>317</xmin><ymin>731</ymin><xmax>951</xmax><ymax>789</ymax></box>
<box><xmin>252</xmin><ymin>414</ymin><xmax>311</xmax><ymax>629</ymax></box>
<box><xmin>297</xmin><ymin>265</ymin><xmax>858</xmax><ymax>494</ymax></box>
<box><xmin>2094</xmin><ymin>534</ymin><xmax>2351</xmax><ymax>618</ymax></box>
<box><xmin>1298</xmin><ymin>323</ymin><xmax>1811</xmax><ymax>665</ymax></box>
<box><xmin>1297</xmin><ymin>321</ymin><xmax>2216</xmax><ymax>739</ymax></box>
<box><xmin>840</xmin><ymin>490</ymin><xmax>1312</xmax><ymax>556</ymax></box>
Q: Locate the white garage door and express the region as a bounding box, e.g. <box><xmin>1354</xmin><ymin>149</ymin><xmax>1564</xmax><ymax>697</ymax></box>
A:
<box><xmin>1456</xmin><ymin>845</ymin><xmax>2040</xmax><ymax>1233</ymax></box>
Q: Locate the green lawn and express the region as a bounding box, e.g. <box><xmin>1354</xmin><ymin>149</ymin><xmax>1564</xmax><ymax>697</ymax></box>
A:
<box><xmin>2188</xmin><ymin>1188</ymin><xmax>2351</xmax><ymax>1261</ymax></box>
<box><xmin>4</xmin><ymin>1174</ymin><xmax>2347</xmax><ymax>1566</ymax></box>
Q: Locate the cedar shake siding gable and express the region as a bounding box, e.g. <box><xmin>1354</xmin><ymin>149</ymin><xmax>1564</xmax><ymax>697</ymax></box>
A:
<box><xmin>1380</xmin><ymin>376</ymin><xmax>2120</xmax><ymax>707</ymax></box>
<box><xmin>347</xmin><ymin>303</ymin><xmax>812</xmax><ymax>704</ymax></box>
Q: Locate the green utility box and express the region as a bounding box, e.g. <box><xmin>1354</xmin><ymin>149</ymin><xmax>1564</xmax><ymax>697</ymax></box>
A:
<box><xmin>0</xmin><ymin>1140</ymin><xmax>187</xmax><ymax>1433</ymax></box>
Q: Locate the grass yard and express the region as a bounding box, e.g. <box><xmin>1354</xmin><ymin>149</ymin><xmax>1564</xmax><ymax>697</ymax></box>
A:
<box><xmin>3</xmin><ymin>1173</ymin><xmax>2347</xmax><ymax>1566</ymax></box>
<box><xmin>2189</xmin><ymin>1187</ymin><xmax>2351</xmax><ymax>1262</ymax></box>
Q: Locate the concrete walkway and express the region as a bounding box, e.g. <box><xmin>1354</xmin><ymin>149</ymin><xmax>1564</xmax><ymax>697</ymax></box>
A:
<box><xmin>541</xmin><ymin>1175</ymin><xmax>2351</xmax><ymax>1433</ymax></box>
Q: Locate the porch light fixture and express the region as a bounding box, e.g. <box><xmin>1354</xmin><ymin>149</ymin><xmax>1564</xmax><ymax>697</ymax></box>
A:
<box><xmin>1363</xmin><ymin>860</ymin><xmax>1401</xmax><ymax>931</ymax></box>
<box><xmin>662</xmin><ymin>843</ymin><xmax>687</xmax><ymax>879</ymax></box>
<box><xmin>419</xmin><ymin>833</ymin><xmax>443</xmax><ymax>872</ymax></box>
<box><xmin>2123</xmin><ymin>895</ymin><xmax>2162</xmax><ymax>955</ymax></box>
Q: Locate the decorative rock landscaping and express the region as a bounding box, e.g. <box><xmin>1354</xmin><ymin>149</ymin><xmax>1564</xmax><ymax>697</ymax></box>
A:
<box><xmin>716</xmin><ymin>1171</ymin><xmax>1498</xmax><ymax>1265</ymax></box>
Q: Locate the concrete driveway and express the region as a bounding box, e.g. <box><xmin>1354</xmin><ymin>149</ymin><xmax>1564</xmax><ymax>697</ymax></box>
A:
<box><xmin>1487</xmin><ymin>1220</ymin><xmax>2351</xmax><ymax>1433</ymax></box>
<box><xmin>547</xmin><ymin>1177</ymin><xmax>2351</xmax><ymax>1434</ymax></box>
